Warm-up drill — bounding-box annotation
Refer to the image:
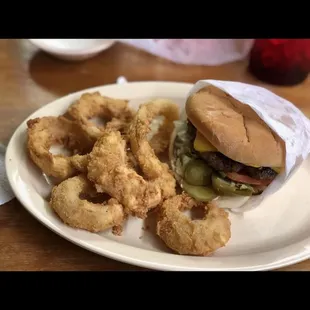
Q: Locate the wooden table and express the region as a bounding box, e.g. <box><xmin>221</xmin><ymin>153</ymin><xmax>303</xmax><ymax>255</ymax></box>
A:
<box><xmin>1</xmin><ymin>39</ymin><xmax>310</xmax><ymax>271</ymax></box>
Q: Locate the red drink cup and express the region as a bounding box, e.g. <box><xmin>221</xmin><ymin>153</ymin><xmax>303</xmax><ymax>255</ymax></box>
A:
<box><xmin>248</xmin><ymin>39</ymin><xmax>310</xmax><ymax>86</ymax></box>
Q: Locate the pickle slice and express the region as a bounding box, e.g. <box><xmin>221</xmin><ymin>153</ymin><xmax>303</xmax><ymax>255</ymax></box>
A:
<box><xmin>182</xmin><ymin>181</ymin><xmax>217</xmax><ymax>202</ymax></box>
<box><xmin>184</xmin><ymin>159</ymin><xmax>212</xmax><ymax>186</ymax></box>
<box><xmin>211</xmin><ymin>174</ymin><xmax>253</xmax><ymax>196</ymax></box>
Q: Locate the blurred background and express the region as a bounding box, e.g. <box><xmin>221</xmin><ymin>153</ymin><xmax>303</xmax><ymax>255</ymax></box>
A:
<box><xmin>1</xmin><ymin>38</ymin><xmax>310</xmax><ymax>146</ymax></box>
<box><xmin>27</xmin><ymin>38</ymin><xmax>310</xmax><ymax>86</ymax></box>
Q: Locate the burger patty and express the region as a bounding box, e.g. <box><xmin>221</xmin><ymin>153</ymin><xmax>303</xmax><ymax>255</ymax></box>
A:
<box><xmin>245</xmin><ymin>166</ymin><xmax>277</xmax><ymax>180</ymax></box>
<box><xmin>200</xmin><ymin>152</ymin><xmax>243</xmax><ymax>173</ymax></box>
<box><xmin>199</xmin><ymin>152</ymin><xmax>277</xmax><ymax>180</ymax></box>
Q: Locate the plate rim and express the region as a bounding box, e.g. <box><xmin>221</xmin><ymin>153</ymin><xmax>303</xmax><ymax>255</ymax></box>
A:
<box><xmin>5</xmin><ymin>80</ymin><xmax>310</xmax><ymax>271</ymax></box>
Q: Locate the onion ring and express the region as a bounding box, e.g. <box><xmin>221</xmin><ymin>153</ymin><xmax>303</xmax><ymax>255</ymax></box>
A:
<box><xmin>156</xmin><ymin>194</ymin><xmax>231</xmax><ymax>256</ymax></box>
<box><xmin>148</xmin><ymin>115</ymin><xmax>173</xmax><ymax>154</ymax></box>
<box><xmin>71</xmin><ymin>148</ymin><xmax>138</xmax><ymax>174</ymax></box>
<box><xmin>87</xmin><ymin>130</ymin><xmax>162</xmax><ymax>219</ymax></box>
<box><xmin>27</xmin><ymin>116</ymin><xmax>94</xmax><ymax>180</ymax></box>
<box><xmin>71</xmin><ymin>154</ymin><xmax>89</xmax><ymax>174</ymax></box>
<box><xmin>50</xmin><ymin>175</ymin><xmax>126</xmax><ymax>234</ymax></box>
<box><xmin>66</xmin><ymin>92</ymin><xmax>135</xmax><ymax>141</ymax></box>
<box><xmin>129</xmin><ymin>99</ymin><xmax>179</xmax><ymax>199</ymax></box>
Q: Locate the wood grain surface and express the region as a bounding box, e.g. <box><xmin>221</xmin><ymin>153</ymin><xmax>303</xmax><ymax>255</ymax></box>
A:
<box><xmin>1</xmin><ymin>39</ymin><xmax>310</xmax><ymax>271</ymax></box>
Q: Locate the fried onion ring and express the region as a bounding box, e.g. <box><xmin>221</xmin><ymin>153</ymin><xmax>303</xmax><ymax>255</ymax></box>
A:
<box><xmin>71</xmin><ymin>154</ymin><xmax>89</xmax><ymax>173</ymax></box>
<box><xmin>129</xmin><ymin>99</ymin><xmax>179</xmax><ymax>199</ymax></box>
<box><xmin>27</xmin><ymin>116</ymin><xmax>94</xmax><ymax>180</ymax></box>
<box><xmin>67</xmin><ymin>92</ymin><xmax>134</xmax><ymax>140</ymax></box>
<box><xmin>148</xmin><ymin>115</ymin><xmax>175</xmax><ymax>154</ymax></box>
<box><xmin>156</xmin><ymin>194</ymin><xmax>231</xmax><ymax>256</ymax></box>
<box><xmin>71</xmin><ymin>148</ymin><xmax>138</xmax><ymax>174</ymax></box>
<box><xmin>87</xmin><ymin>130</ymin><xmax>162</xmax><ymax>219</ymax></box>
<box><xmin>50</xmin><ymin>175</ymin><xmax>126</xmax><ymax>233</ymax></box>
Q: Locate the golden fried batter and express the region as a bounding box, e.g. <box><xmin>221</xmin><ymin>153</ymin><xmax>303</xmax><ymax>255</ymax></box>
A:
<box><xmin>71</xmin><ymin>154</ymin><xmax>89</xmax><ymax>173</ymax></box>
<box><xmin>27</xmin><ymin>116</ymin><xmax>94</xmax><ymax>180</ymax></box>
<box><xmin>50</xmin><ymin>175</ymin><xmax>126</xmax><ymax>233</ymax></box>
<box><xmin>67</xmin><ymin>92</ymin><xmax>134</xmax><ymax>141</ymax></box>
<box><xmin>156</xmin><ymin>194</ymin><xmax>231</xmax><ymax>256</ymax></box>
<box><xmin>87</xmin><ymin>131</ymin><xmax>162</xmax><ymax>219</ymax></box>
<box><xmin>148</xmin><ymin>116</ymin><xmax>173</xmax><ymax>154</ymax></box>
<box><xmin>129</xmin><ymin>99</ymin><xmax>179</xmax><ymax>199</ymax></box>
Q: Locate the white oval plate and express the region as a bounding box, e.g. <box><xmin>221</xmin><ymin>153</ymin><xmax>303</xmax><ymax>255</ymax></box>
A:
<box><xmin>5</xmin><ymin>81</ymin><xmax>310</xmax><ymax>271</ymax></box>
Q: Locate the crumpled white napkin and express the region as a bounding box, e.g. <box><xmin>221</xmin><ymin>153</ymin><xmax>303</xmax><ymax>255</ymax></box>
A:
<box><xmin>119</xmin><ymin>39</ymin><xmax>254</xmax><ymax>66</ymax></box>
<box><xmin>0</xmin><ymin>144</ymin><xmax>15</xmax><ymax>205</ymax></box>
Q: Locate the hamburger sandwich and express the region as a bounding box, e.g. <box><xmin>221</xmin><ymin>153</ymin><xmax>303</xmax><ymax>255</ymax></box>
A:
<box><xmin>169</xmin><ymin>85</ymin><xmax>285</xmax><ymax>203</ymax></box>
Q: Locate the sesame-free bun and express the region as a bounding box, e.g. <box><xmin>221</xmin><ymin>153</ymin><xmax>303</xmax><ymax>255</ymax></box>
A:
<box><xmin>185</xmin><ymin>85</ymin><xmax>285</xmax><ymax>168</ymax></box>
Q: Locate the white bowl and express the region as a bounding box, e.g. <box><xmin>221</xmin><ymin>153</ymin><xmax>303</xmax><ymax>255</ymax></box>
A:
<box><xmin>28</xmin><ymin>39</ymin><xmax>116</xmax><ymax>61</ymax></box>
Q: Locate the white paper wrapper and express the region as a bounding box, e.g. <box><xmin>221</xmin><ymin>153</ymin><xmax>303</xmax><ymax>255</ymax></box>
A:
<box><xmin>119</xmin><ymin>39</ymin><xmax>254</xmax><ymax>66</ymax></box>
<box><xmin>186</xmin><ymin>80</ymin><xmax>310</xmax><ymax>212</ymax></box>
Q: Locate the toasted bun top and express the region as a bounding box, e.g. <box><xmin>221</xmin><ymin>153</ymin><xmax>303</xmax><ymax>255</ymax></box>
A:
<box><xmin>185</xmin><ymin>85</ymin><xmax>285</xmax><ymax>167</ymax></box>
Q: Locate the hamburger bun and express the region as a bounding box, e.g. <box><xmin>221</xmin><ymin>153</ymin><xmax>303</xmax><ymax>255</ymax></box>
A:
<box><xmin>185</xmin><ymin>85</ymin><xmax>285</xmax><ymax>168</ymax></box>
